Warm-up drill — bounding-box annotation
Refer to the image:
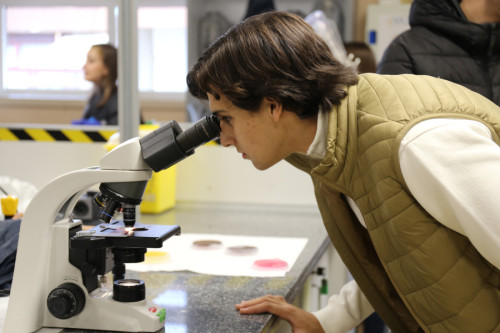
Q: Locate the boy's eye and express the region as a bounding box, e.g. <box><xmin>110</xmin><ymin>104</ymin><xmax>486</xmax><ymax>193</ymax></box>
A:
<box><xmin>221</xmin><ymin>116</ymin><xmax>231</xmax><ymax>124</ymax></box>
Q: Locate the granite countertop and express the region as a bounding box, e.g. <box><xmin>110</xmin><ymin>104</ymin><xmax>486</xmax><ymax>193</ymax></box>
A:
<box><xmin>49</xmin><ymin>202</ymin><xmax>329</xmax><ymax>333</ymax></box>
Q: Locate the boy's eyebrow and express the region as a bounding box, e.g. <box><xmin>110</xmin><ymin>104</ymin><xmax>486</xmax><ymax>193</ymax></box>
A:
<box><xmin>211</xmin><ymin>110</ymin><xmax>224</xmax><ymax>116</ymax></box>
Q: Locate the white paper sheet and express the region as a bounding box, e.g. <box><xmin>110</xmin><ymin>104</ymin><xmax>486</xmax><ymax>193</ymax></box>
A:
<box><xmin>126</xmin><ymin>233</ymin><xmax>308</xmax><ymax>277</ymax></box>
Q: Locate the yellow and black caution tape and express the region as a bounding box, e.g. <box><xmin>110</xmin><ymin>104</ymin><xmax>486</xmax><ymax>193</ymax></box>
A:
<box><xmin>0</xmin><ymin>127</ymin><xmax>116</xmax><ymax>143</ymax></box>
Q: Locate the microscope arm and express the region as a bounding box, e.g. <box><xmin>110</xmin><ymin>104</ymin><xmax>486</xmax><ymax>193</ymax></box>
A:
<box><xmin>100</xmin><ymin>137</ymin><xmax>150</xmax><ymax>171</ymax></box>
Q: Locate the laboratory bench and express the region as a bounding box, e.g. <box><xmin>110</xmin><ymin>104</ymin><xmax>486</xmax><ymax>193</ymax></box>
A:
<box><xmin>7</xmin><ymin>202</ymin><xmax>330</xmax><ymax>333</ymax></box>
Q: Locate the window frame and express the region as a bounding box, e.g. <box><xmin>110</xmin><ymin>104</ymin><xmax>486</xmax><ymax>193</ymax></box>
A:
<box><xmin>136</xmin><ymin>0</ymin><xmax>187</xmax><ymax>103</ymax></box>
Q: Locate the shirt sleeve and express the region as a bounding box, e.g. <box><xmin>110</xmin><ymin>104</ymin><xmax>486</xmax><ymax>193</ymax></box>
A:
<box><xmin>312</xmin><ymin>280</ymin><xmax>374</xmax><ymax>333</ymax></box>
<box><xmin>399</xmin><ymin>118</ymin><xmax>500</xmax><ymax>269</ymax></box>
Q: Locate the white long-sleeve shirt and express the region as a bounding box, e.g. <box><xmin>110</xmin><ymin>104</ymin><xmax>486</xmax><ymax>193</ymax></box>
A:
<box><xmin>308</xmin><ymin>114</ymin><xmax>500</xmax><ymax>333</ymax></box>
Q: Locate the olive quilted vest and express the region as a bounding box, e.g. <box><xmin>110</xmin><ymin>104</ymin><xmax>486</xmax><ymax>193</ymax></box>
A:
<box><xmin>287</xmin><ymin>74</ymin><xmax>500</xmax><ymax>332</ymax></box>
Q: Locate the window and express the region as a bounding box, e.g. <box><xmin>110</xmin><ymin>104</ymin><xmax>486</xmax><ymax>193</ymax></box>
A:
<box><xmin>0</xmin><ymin>0</ymin><xmax>187</xmax><ymax>99</ymax></box>
<box><xmin>138</xmin><ymin>6</ymin><xmax>188</xmax><ymax>93</ymax></box>
<box><xmin>3</xmin><ymin>6</ymin><xmax>109</xmax><ymax>92</ymax></box>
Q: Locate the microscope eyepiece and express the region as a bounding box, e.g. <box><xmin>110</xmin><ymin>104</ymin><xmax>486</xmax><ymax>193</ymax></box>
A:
<box><xmin>140</xmin><ymin>115</ymin><xmax>220</xmax><ymax>172</ymax></box>
<box><xmin>176</xmin><ymin>115</ymin><xmax>220</xmax><ymax>153</ymax></box>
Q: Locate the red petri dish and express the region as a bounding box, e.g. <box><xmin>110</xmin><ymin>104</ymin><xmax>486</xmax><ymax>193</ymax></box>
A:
<box><xmin>252</xmin><ymin>258</ymin><xmax>289</xmax><ymax>271</ymax></box>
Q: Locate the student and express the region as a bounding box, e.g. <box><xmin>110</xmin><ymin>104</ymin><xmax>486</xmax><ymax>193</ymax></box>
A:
<box><xmin>75</xmin><ymin>44</ymin><xmax>118</xmax><ymax>125</ymax></box>
<box><xmin>345</xmin><ymin>41</ymin><xmax>376</xmax><ymax>74</ymax></box>
<box><xmin>187</xmin><ymin>11</ymin><xmax>500</xmax><ymax>333</ymax></box>
<box><xmin>377</xmin><ymin>0</ymin><xmax>500</xmax><ymax>106</ymax></box>
<box><xmin>0</xmin><ymin>218</ymin><xmax>21</xmax><ymax>291</ymax></box>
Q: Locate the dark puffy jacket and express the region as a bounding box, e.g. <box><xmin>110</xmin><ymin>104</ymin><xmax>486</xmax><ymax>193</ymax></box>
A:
<box><xmin>377</xmin><ymin>0</ymin><xmax>500</xmax><ymax>106</ymax></box>
<box><xmin>0</xmin><ymin>219</ymin><xmax>21</xmax><ymax>290</ymax></box>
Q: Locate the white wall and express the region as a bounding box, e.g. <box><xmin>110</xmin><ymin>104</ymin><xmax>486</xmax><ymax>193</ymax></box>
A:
<box><xmin>0</xmin><ymin>139</ymin><xmax>316</xmax><ymax>207</ymax></box>
<box><xmin>175</xmin><ymin>144</ymin><xmax>316</xmax><ymax>205</ymax></box>
<box><xmin>0</xmin><ymin>141</ymin><xmax>107</xmax><ymax>190</ymax></box>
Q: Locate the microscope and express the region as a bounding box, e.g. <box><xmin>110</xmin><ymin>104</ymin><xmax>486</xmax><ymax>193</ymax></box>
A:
<box><xmin>4</xmin><ymin>116</ymin><xmax>220</xmax><ymax>333</ymax></box>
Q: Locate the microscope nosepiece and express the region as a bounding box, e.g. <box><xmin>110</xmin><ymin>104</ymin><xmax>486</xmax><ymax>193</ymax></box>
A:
<box><xmin>95</xmin><ymin>183</ymin><xmax>145</xmax><ymax>226</ymax></box>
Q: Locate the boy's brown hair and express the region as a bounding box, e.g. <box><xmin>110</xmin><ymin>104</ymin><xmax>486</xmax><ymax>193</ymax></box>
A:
<box><xmin>187</xmin><ymin>11</ymin><xmax>358</xmax><ymax>118</ymax></box>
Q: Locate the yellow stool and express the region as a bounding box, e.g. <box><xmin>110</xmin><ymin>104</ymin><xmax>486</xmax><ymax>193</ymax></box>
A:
<box><xmin>140</xmin><ymin>165</ymin><xmax>176</xmax><ymax>214</ymax></box>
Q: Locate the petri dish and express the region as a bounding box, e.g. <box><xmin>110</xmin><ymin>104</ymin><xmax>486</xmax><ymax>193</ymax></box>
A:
<box><xmin>192</xmin><ymin>239</ymin><xmax>223</xmax><ymax>249</ymax></box>
<box><xmin>252</xmin><ymin>258</ymin><xmax>289</xmax><ymax>271</ymax></box>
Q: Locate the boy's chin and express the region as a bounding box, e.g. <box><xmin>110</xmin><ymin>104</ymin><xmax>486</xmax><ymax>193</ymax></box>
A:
<box><xmin>251</xmin><ymin>160</ymin><xmax>276</xmax><ymax>171</ymax></box>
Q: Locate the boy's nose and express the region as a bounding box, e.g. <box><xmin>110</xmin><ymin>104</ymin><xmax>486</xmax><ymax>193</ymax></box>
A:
<box><xmin>219</xmin><ymin>131</ymin><xmax>234</xmax><ymax>147</ymax></box>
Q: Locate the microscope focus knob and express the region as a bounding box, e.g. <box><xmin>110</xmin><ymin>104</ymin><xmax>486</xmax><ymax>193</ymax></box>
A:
<box><xmin>47</xmin><ymin>283</ymin><xmax>86</xmax><ymax>319</ymax></box>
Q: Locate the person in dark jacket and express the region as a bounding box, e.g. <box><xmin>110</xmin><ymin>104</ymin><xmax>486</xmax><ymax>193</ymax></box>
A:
<box><xmin>0</xmin><ymin>219</ymin><xmax>21</xmax><ymax>291</ymax></box>
<box><xmin>377</xmin><ymin>0</ymin><xmax>500</xmax><ymax>106</ymax></box>
<box><xmin>244</xmin><ymin>0</ymin><xmax>275</xmax><ymax>19</ymax></box>
<box><xmin>77</xmin><ymin>44</ymin><xmax>118</xmax><ymax>125</ymax></box>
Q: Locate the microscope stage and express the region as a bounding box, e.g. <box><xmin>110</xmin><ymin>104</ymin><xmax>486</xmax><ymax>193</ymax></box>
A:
<box><xmin>71</xmin><ymin>221</ymin><xmax>181</xmax><ymax>249</ymax></box>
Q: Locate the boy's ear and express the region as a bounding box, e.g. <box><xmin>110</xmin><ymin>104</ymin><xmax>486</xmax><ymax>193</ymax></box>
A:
<box><xmin>266</xmin><ymin>98</ymin><xmax>283</xmax><ymax>121</ymax></box>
